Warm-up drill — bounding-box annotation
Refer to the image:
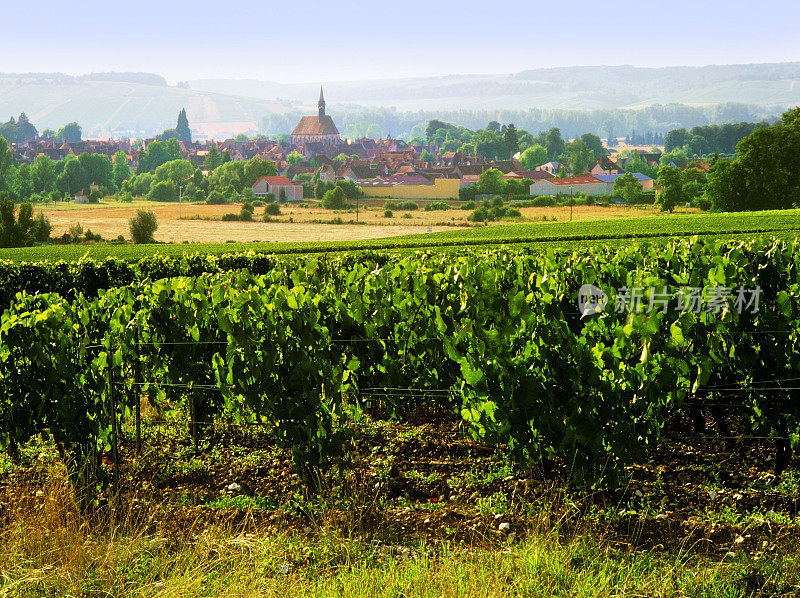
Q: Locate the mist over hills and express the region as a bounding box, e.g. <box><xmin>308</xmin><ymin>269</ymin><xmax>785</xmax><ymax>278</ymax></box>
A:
<box><xmin>0</xmin><ymin>63</ymin><xmax>798</xmax><ymax>139</ymax></box>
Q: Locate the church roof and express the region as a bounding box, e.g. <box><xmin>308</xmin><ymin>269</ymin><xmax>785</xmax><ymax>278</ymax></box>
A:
<box><xmin>292</xmin><ymin>115</ymin><xmax>339</xmax><ymax>137</ymax></box>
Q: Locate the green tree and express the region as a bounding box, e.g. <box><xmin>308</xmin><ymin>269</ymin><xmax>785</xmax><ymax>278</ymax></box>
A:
<box><xmin>580</xmin><ymin>133</ymin><xmax>605</xmax><ymax>160</ymax></box>
<box><xmin>147</xmin><ymin>180</ymin><xmax>177</xmax><ymax>201</ymax></box>
<box><xmin>58</xmin><ymin>158</ymin><xmax>88</xmax><ymax>199</ymax></box>
<box><xmin>706</xmin><ymin>158</ymin><xmax>747</xmax><ymax>211</ymax></box>
<box><xmin>566</xmin><ymin>139</ymin><xmax>593</xmax><ymax>175</ymax></box>
<box><xmin>32</xmin><ymin>155</ymin><xmax>57</xmax><ymax>194</ymax></box>
<box><xmin>656</xmin><ymin>166</ymin><xmax>685</xmax><ymax>212</ymax></box>
<box><xmin>0</xmin><ymin>196</ymin><xmax>37</xmax><ymax>247</ymax></box>
<box><xmin>287</xmin><ymin>151</ymin><xmax>304</xmax><ymax>166</ymax></box>
<box><xmin>503</xmin><ymin>124</ymin><xmax>520</xmax><ymax>156</ymax></box>
<box><xmin>138</xmin><ymin>141</ymin><xmax>172</xmax><ymax>173</ymax></box>
<box><xmin>56</xmin><ymin>122</ymin><xmax>82</xmax><ymax>143</ymax></box>
<box><xmin>112</xmin><ymin>151</ymin><xmax>131</xmax><ymax>189</ymax></box>
<box><xmin>154</xmin><ymin>159</ymin><xmax>194</xmax><ymax>190</ymax></box>
<box><xmin>0</xmin><ymin>136</ymin><xmax>13</xmax><ymax>195</ymax></box>
<box><xmin>175</xmin><ymin>108</ymin><xmax>192</xmax><ymax>143</ymax></box>
<box><xmin>204</xmin><ymin>144</ymin><xmax>224</xmax><ymax>171</ymax></box>
<box><xmin>15</xmin><ymin>113</ymin><xmax>37</xmax><ymax>143</ymax></box>
<box><xmin>544</xmin><ymin>128</ymin><xmax>565</xmax><ymax>161</ymax></box>
<box><xmin>321</xmin><ymin>185</ymin><xmax>348</xmax><ymax>209</ymax></box>
<box><xmin>243</xmin><ymin>157</ymin><xmax>276</xmax><ymax>188</ymax></box>
<box><xmin>612</xmin><ymin>172</ymin><xmax>643</xmax><ymax>203</ymax></box>
<box><xmin>129</xmin><ymin>209</ymin><xmax>158</xmax><ymax>243</ymax></box>
<box><xmin>14</xmin><ymin>163</ymin><xmax>33</xmax><ymax>200</ymax></box>
<box><xmin>519</xmin><ymin>144</ymin><xmax>547</xmax><ymax>170</ymax></box>
<box><xmin>477</xmin><ymin>168</ymin><xmax>505</xmax><ymax>195</ymax></box>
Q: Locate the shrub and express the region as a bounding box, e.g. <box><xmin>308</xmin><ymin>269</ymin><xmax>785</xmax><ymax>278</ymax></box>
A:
<box><xmin>117</xmin><ymin>191</ymin><xmax>134</xmax><ymax>203</ymax></box>
<box><xmin>252</xmin><ymin>200</ymin><xmax>265</xmax><ymax>207</ymax></box>
<box><xmin>129</xmin><ymin>209</ymin><xmax>158</xmax><ymax>243</ymax></box>
<box><xmin>279</xmin><ymin>188</ymin><xmax>287</xmax><ymax>203</ymax></box>
<box><xmin>221</xmin><ymin>213</ymin><xmax>240</xmax><ymax>221</ymax></box>
<box><xmin>322</xmin><ymin>186</ymin><xmax>348</xmax><ymax>209</ymax></box>
<box><xmin>206</xmin><ymin>190</ymin><xmax>229</xmax><ymax>205</ymax></box>
<box><xmin>424</xmin><ymin>202</ymin><xmax>451</xmax><ymax>211</ymax></box>
<box><xmin>88</xmin><ymin>189</ymin><xmax>103</xmax><ymax>204</ymax></box>
<box><xmin>384</xmin><ymin>209</ymin><xmax>393</xmax><ymax>218</ymax></box>
<box><xmin>530</xmin><ymin>195</ymin><xmax>556</xmax><ymax>207</ymax></box>
<box><xmin>460</xmin><ymin>201</ymin><xmax>476</xmax><ymax>210</ymax></box>
<box><xmin>264</xmin><ymin>202</ymin><xmax>281</xmax><ymax>216</ymax></box>
<box><xmin>147</xmin><ymin>180</ymin><xmax>176</xmax><ymax>202</ymax></box>
<box><xmin>399</xmin><ymin>201</ymin><xmax>418</xmax><ymax>211</ymax></box>
<box><xmin>84</xmin><ymin>229</ymin><xmax>103</xmax><ymax>242</ymax></box>
<box><xmin>240</xmin><ymin>202</ymin><xmax>255</xmax><ymax>221</ymax></box>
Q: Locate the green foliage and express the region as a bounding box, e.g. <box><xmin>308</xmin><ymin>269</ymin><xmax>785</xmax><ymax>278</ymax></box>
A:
<box><xmin>656</xmin><ymin>166</ymin><xmax>686</xmax><ymax>212</ymax></box>
<box><xmin>264</xmin><ymin>202</ymin><xmax>281</xmax><ymax>216</ymax></box>
<box><xmin>612</xmin><ymin>173</ymin><xmax>644</xmax><ymax>203</ymax></box>
<box><xmin>0</xmin><ymin>198</ymin><xmax>44</xmax><ymax>247</ymax></box>
<box><xmin>519</xmin><ymin>144</ymin><xmax>547</xmax><ymax>170</ymax></box>
<box><xmin>384</xmin><ymin>209</ymin><xmax>393</xmax><ymax>218</ymax></box>
<box><xmin>384</xmin><ymin>201</ymin><xmax>418</xmax><ymax>211</ymax></box>
<box><xmin>147</xmin><ymin>180</ymin><xmax>176</xmax><ymax>202</ymax></box>
<box><xmin>129</xmin><ymin>209</ymin><xmax>158</xmax><ymax>243</ymax></box>
<box><xmin>6</xmin><ymin>237</ymin><xmax>800</xmax><ymax>493</ymax></box>
<box><xmin>322</xmin><ymin>186</ymin><xmax>348</xmax><ymax>209</ymax></box>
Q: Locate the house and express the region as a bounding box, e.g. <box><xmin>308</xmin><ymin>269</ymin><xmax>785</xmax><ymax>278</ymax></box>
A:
<box><xmin>537</xmin><ymin>161</ymin><xmax>561</xmax><ymax>175</ymax></box>
<box><xmin>529</xmin><ymin>176</ymin><xmax>610</xmax><ymax>197</ymax></box>
<box><xmin>590</xmin><ymin>157</ymin><xmax>621</xmax><ymax>175</ymax></box>
<box><xmin>358</xmin><ymin>177</ymin><xmax>460</xmax><ymax>200</ymax></box>
<box><xmin>252</xmin><ymin>176</ymin><xmax>303</xmax><ymax>201</ymax></box>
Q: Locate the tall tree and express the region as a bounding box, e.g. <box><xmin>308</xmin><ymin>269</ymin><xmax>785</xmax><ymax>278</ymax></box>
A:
<box><xmin>15</xmin><ymin>113</ymin><xmax>37</xmax><ymax>143</ymax></box>
<box><xmin>57</xmin><ymin>158</ymin><xmax>88</xmax><ymax>198</ymax></box>
<box><xmin>519</xmin><ymin>144</ymin><xmax>548</xmax><ymax>170</ymax></box>
<box><xmin>32</xmin><ymin>154</ymin><xmax>57</xmax><ymax>194</ymax></box>
<box><xmin>112</xmin><ymin>151</ymin><xmax>132</xmax><ymax>189</ymax></box>
<box><xmin>56</xmin><ymin>122</ymin><xmax>82</xmax><ymax>143</ymax></box>
<box><xmin>503</xmin><ymin>124</ymin><xmax>520</xmax><ymax>157</ymax></box>
<box><xmin>544</xmin><ymin>128</ymin><xmax>565</xmax><ymax>161</ymax></box>
<box><xmin>175</xmin><ymin>108</ymin><xmax>192</xmax><ymax>143</ymax></box>
<box><xmin>204</xmin><ymin>144</ymin><xmax>223</xmax><ymax>171</ymax></box>
<box><xmin>0</xmin><ymin>136</ymin><xmax>12</xmax><ymax>195</ymax></box>
<box><xmin>580</xmin><ymin>133</ymin><xmax>605</xmax><ymax>160</ymax></box>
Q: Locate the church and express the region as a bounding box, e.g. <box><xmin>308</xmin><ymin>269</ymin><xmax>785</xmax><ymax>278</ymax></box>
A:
<box><xmin>290</xmin><ymin>87</ymin><xmax>341</xmax><ymax>146</ymax></box>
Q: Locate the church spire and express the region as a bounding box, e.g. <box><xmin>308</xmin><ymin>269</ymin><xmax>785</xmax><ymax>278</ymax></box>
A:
<box><xmin>318</xmin><ymin>86</ymin><xmax>326</xmax><ymax>120</ymax></box>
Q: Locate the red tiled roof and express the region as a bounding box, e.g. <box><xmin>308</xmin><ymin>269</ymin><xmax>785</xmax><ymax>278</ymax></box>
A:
<box><xmin>546</xmin><ymin>176</ymin><xmax>603</xmax><ymax>185</ymax></box>
<box><xmin>291</xmin><ymin>115</ymin><xmax>339</xmax><ymax>136</ymax></box>
<box><xmin>254</xmin><ymin>176</ymin><xmax>294</xmax><ymax>186</ymax></box>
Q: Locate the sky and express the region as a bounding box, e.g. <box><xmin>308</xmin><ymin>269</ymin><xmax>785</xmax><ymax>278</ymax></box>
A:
<box><xmin>3</xmin><ymin>0</ymin><xmax>800</xmax><ymax>83</ymax></box>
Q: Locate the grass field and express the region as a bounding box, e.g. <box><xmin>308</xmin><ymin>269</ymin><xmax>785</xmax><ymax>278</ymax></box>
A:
<box><xmin>38</xmin><ymin>198</ymin><xmax>698</xmax><ymax>245</ymax></box>
<box><xmin>4</xmin><ymin>205</ymin><xmax>800</xmax><ymax>263</ymax></box>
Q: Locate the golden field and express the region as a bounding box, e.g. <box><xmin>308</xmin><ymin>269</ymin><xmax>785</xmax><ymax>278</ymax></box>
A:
<box><xmin>37</xmin><ymin>199</ymin><xmax>699</xmax><ymax>244</ymax></box>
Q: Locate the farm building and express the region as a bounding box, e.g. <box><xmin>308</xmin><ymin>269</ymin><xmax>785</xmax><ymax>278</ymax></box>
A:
<box><xmin>252</xmin><ymin>176</ymin><xmax>304</xmax><ymax>201</ymax></box>
<box><xmin>529</xmin><ymin>176</ymin><xmax>610</xmax><ymax>196</ymax></box>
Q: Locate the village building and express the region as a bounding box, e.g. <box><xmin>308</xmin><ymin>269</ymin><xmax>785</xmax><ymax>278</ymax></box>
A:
<box><xmin>290</xmin><ymin>88</ymin><xmax>341</xmax><ymax>147</ymax></box>
<box><xmin>252</xmin><ymin>175</ymin><xmax>304</xmax><ymax>201</ymax></box>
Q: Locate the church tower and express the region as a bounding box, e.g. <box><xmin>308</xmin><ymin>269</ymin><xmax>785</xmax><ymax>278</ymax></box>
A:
<box><xmin>318</xmin><ymin>86</ymin><xmax>326</xmax><ymax>120</ymax></box>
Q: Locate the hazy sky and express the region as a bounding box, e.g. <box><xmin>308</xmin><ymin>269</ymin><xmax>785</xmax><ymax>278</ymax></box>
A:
<box><xmin>5</xmin><ymin>0</ymin><xmax>799</xmax><ymax>83</ymax></box>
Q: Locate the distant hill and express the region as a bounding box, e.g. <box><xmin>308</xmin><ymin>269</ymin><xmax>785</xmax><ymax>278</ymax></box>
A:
<box><xmin>1</xmin><ymin>63</ymin><xmax>798</xmax><ymax>140</ymax></box>
<box><xmin>190</xmin><ymin>63</ymin><xmax>800</xmax><ymax>111</ymax></box>
<box><xmin>0</xmin><ymin>73</ymin><xmax>295</xmax><ymax>139</ymax></box>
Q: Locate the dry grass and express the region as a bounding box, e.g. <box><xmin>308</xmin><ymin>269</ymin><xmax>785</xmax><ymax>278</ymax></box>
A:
<box><xmin>0</xmin><ymin>464</ymin><xmax>797</xmax><ymax>597</ymax></box>
<box><xmin>37</xmin><ymin>199</ymin><xmax>699</xmax><ymax>244</ymax></box>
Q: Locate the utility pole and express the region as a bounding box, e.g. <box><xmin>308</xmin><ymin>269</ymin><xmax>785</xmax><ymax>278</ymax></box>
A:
<box><xmin>570</xmin><ymin>186</ymin><xmax>574</xmax><ymax>222</ymax></box>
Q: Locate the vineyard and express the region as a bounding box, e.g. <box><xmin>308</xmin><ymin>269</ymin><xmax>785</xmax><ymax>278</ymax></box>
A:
<box><xmin>2</xmin><ymin>236</ymin><xmax>800</xmax><ymax>495</ymax></box>
<box><xmin>3</xmin><ymin>207</ymin><xmax>800</xmax><ymax>262</ymax></box>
